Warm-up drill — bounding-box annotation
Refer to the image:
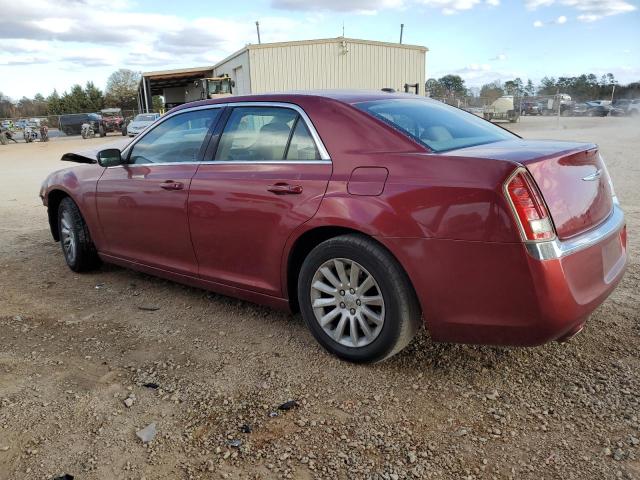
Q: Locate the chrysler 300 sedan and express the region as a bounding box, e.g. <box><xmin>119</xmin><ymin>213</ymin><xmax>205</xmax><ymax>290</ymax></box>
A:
<box><xmin>40</xmin><ymin>91</ymin><xmax>628</xmax><ymax>363</ymax></box>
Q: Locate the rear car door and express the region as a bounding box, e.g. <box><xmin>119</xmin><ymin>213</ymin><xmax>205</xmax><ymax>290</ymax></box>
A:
<box><xmin>188</xmin><ymin>103</ymin><xmax>332</xmax><ymax>296</ymax></box>
<box><xmin>96</xmin><ymin>107</ymin><xmax>221</xmax><ymax>275</ymax></box>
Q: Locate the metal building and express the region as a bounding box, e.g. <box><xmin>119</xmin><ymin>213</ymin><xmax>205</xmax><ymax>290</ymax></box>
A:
<box><xmin>138</xmin><ymin>37</ymin><xmax>428</xmax><ymax>112</ymax></box>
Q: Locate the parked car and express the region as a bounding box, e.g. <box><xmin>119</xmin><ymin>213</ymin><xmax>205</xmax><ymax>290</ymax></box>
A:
<box><xmin>612</xmin><ymin>99</ymin><xmax>631</xmax><ymax>111</ymax></box>
<box><xmin>584</xmin><ymin>101</ymin><xmax>610</xmax><ymax>117</ymax></box>
<box><xmin>520</xmin><ymin>101</ymin><xmax>541</xmax><ymax>116</ymax></box>
<box><xmin>59</xmin><ymin>113</ymin><xmax>103</xmax><ymax>136</ymax></box>
<box><xmin>570</xmin><ymin>101</ymin><xmax>610</xmax><ymax>117</ymax></box>
<box><xmin>627</xmin><ymin>99</ymin><xmax>640</xmax><ymax>116</ymax></box>
<box><xmin>126</xmin><ymin>113</ymin><xmax>161</xmax><ymax>137</ymax></box>
<box><xmin>40</xmin><ymin>92</ymin><xmax>627</xmax><ymax>363</ymax></box>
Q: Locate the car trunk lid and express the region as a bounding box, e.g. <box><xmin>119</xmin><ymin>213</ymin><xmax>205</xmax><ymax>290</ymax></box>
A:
<box><xmin>447</xmin><ymin>139</ymin><xmax>614</xmax><ymax>240</ymax></box>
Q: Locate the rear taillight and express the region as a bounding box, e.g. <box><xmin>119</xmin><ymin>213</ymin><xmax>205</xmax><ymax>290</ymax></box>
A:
<box><xmin>505</xmin><ymin>169</ymin><xmax>555</xmax><ymax>242</ymax></box>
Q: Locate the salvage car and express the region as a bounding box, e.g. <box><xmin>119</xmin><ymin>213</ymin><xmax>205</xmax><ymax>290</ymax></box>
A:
<box><xmin>126</xmin><ymin>112</ymin><xmax>161</xmax><ymax>136</ymax></box>
<box><xmin>100</xmin><ymin>108</ymin><xmax>125</xmax><ymax>134</ymax></box>
<box><xmin>40</xmin><ymin>92</ymin><xmax>627</xmax><ymax>363</ymax></box>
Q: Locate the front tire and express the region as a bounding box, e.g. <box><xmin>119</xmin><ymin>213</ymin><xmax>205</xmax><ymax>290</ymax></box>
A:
<box><xmin>58</xmin><ymin>197</ymin><xmax>101</xmax><ymax>272</ymax></box>
<box><xmin>298</xmin><ymin>234</ymin><xmax>421</xmax><ymax>363</ymax></box>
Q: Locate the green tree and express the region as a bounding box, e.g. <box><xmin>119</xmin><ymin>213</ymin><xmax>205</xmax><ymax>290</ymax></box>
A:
<box><xmin>503</xmin><ymin>78</ymin><xmax>524</xmax><ymax>97</ymax></box>
<box><xmin>32</xmin><ymin>93</ymin><xmax>48</xmax><ymax>116</ymax></box>
<box><xmin>438</xmin><ymin>74</ymin><xmax>467</xmax><ymax>97</ymax></box>
<box><xmin>425</xmin><ymin>78</ymin><xmax>444</xmax><ymax>98</ymax></box>
<box><xmin>524</xmin><ymin>79</ymin><xmax>535</xmax><ymax>96</ymax></box>
<box><xmin>46</xmin><ymin>90</ymin><xmax>62</xmax><ymax>115</ymax></box>
<box><xmin>85</xmin><ymin>81</ymin><xmax>104</xmax><ymax>112</ymax></box>
<box><xmin>105</xmin><ymin>69</ymin><xmax>140</xmax><ymax>110</ymax></box>
<box><xmin>152</xmin><ymin>95</ymin><xmax>164</xmax><ymax>112</ymax></box>
<box><xmin>60</xmin><ymin>84</ymin><xmax>90</xmax><ymax>113</ymax></box>
<box><xmin>480</xmin><ymin>81</ymin><xmax>504</xmax><ymax>102</ymax></box>
<box><xmin>538</xmin><ymin>77</ymin><xmax>557</xmax><ymax>95</ymax></box>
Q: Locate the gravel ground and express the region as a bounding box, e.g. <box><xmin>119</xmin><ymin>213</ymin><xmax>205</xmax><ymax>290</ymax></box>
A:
<box><xmin>0</xmin><ymin>117</ymin><xmax>638</xmax><ymax>480</ymax></box>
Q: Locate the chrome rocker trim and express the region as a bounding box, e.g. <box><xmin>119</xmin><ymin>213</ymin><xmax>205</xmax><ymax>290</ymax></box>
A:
<box><xmin>526</xmin><ymin>205</ymin><xmax>625</xmax><ymax>260</ymax></box>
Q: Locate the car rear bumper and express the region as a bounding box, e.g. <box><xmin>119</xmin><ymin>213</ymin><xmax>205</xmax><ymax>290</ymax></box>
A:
<box><xmin>380</xmin><ymin>205</ymin><xmax>628</xmax><ymax>346</ymax></box>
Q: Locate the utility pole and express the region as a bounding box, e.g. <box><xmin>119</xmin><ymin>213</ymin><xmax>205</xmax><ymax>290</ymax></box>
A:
<box><xmin>255</xmin><ymin>21</ymin><xmax>261</xmax><ymax>44</ymax></box>
<box><xmin>611</xmin><ymin>84</ymin><xmax>616</xmax><ymax>103</ymax></box>
<box><xmin>399</xmin><ymin>24</ymin><xmax>404</xmax><ymax>44</ymax></box>
<box><xmin>556</xmin><ymin>87</ymin><xmax>560</xmax><ymax>126</ymax></box>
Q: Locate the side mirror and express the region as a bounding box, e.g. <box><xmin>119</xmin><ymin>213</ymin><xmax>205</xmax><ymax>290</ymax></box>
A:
<box><xmin>97</xmin><ymin>148</ymin><xmax>124</xmax><ymax>167</ymax></box>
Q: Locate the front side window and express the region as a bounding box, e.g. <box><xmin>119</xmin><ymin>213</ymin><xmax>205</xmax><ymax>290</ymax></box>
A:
<box><xmin>129</xmin><ymin>109</ymin><xmax>219</xmax><ymax>164</ymax></box>
<box><xmin>355</xmin><ymin>98</ymin><xmax>516</xmax><ymax>152</ymax></box>
<box><xmin>216</xmin><ymin>106</ymin><xmax>320</xmax><ymax>161</ymax></box>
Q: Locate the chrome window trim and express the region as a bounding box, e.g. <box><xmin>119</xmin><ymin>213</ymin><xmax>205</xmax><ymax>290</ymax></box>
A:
<box><xmin>525</xmin><ymin>205</ymin><xmax>625</xmax><ymax>260</ymax></box>
<box><xmin>117</xmin><ymin>101</ymin><xmax>331</xmax><ymax>166</ymax></box>
<box><xmin>107</xmin><ymin>160</ymin><xmax>331</xmax><ymax>168</ymax></box>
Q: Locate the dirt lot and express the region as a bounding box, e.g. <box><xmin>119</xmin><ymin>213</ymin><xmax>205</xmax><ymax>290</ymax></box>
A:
<box><xmin>0</xmin><ymin>117</ymin><xmax>638</xmax><ymax>480</ymax></box>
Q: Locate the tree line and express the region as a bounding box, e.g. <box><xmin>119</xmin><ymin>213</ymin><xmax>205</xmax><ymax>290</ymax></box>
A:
<box><xmin>0</xmin><ymin>69</ymin><xmax>141</xmax><ymax>119</ymax></box>
<box><xmin>426</xmin><ymin>73</ymin><xmax>640</xmax><ymax>103</ymax></box>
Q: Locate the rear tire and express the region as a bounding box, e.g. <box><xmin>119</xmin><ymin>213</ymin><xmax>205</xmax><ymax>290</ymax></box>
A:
<box><xmin>298</xmin><ymin>234</ymin><xmax>421</xmax><ymax>363</ymax></box>
<box><xmin>57</xmin><ymin>197</ymin><xmax>101</xmax><ymax>272</ymax></box>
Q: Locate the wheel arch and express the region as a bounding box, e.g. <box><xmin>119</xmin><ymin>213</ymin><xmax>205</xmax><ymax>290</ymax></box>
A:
<box><xmin>47</xmin><ymin>189</ymin><xmax>73</xmax><ymax>241</ymax></box>
<box><xmin>285</xmin><ymin>225</ymin><xmax>422</xmax><ymax>318</ymax></box>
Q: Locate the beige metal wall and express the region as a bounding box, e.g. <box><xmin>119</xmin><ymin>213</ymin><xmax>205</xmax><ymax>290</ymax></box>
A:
<box><xmin>248</xmin><ymin>40</ymin><xmax>426</xmax><ymax>94</ymax></box>
<box><xmin>213</xmin><ymin>50</ymin><xmax>251</xmax><ymax>95</ymax></box>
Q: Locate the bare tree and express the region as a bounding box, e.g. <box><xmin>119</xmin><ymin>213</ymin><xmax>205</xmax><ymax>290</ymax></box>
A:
<box><xmin>105</xmin><ymin>69</ymin><xmax>140</xmax><ymax>110</ymax></box>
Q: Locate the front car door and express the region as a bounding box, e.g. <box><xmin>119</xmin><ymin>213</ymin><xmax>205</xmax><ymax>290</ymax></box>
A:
<box><xmin>188</xmin><ymin>103</ymin><xmax>332</xmax><ymax>297</ymax></box>
<box><xmin>96</xmin><ymin>106</ymin><xmax>221</xmax><ymax>275</ymax></box>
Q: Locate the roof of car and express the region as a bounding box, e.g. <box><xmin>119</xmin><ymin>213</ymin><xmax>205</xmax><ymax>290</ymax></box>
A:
<box><xmin>172</xmin><ymin>90</ymin><xmax>434</xmax><ymax>113</ymax></box>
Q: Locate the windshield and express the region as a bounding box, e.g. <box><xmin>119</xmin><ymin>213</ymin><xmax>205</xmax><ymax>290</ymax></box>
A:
<box><xmin>355</xmin><ymin>98</ymin><xmax>516</xmax><ymax>152</ymax></box>
<box><xmin>134</xmin><ymin>114</ymin><xmax>158</xmax><ymax>122</ymax></box>
<box><xmin>208</xmin><ymin>79</ymin><xmax>232</xmax><ymax>95</ymax></box>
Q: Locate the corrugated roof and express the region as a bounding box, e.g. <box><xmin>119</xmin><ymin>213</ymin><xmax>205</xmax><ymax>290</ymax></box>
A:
<box><xmin>214</xmin><ymin>37</ymin><xmax>428</xmax><ymax>68</ymax></box>
<box><xmin>143</xmin><ymin>37</ymin><xmax>428</xmax><ymax>79</ymax></box>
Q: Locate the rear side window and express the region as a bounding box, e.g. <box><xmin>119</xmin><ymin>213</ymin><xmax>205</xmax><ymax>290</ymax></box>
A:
<box><xmin>286</xmin><ymin>120</ymin><xmax>320</xmax><ymax>161</ymax></box>
<box><xmin>355</xmin><ymin>98</ymin><xmax>515</xmax><ymax>152</ymax></box>
<box><xmin>215</xmin><ymin>106</ymin><xmax>320</xmax><ymax>161</ymax></box>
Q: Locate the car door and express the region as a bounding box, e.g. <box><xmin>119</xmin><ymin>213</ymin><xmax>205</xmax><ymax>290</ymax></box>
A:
<box><xmin>96</xmin><ymin>106</ymin><xmax>221</xmax><ymax>275</ymax></box>
<box><xmin>188</xmin><ymin>103</ymin><xmax>332</xmax><ymax>296</ymax></box>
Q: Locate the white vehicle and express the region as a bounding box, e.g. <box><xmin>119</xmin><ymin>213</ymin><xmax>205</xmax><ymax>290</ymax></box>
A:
<box><xmin>483</xmin><ymin>95</ymin><xmax>519</xmax><ymax>123</ymax></box>
<box><xmin>126</xmin><ymin>113</ymin><xmax>161</xmax><ymax>137</ymax></box>
<box><xmin>628</xmin><ymin>99</ymin><xmax>640</xmax><ymax>116</ymax></box>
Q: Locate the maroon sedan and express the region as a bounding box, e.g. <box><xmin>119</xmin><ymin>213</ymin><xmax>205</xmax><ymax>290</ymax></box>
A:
<box><xmin>40</xmin><ymin>92</ymin><xmax>627</xmax><ymax>363</ymax></box>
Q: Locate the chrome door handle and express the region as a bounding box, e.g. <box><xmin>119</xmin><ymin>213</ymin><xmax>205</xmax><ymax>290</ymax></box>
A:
<box><xmin>267</xmin><ymin>183</ymin><xmax>303</xmax><ymax>195</ymax></box>
<box><xmin>160</xmin><ymin>181</ymin><xmax>184</xmax><ymax>190</ymax></box>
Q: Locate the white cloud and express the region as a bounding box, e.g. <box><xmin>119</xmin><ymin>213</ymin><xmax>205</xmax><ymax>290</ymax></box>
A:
<box><xmin>533</xmin><ymin>19</ymin><xmax>544</xmax><ymax>26</ymax></box>
<box><xmin>272</xmin><ymin>0</ymin><xmax>500</xmax><ymax>14</ymax></box>
<box><xmin>555</xmin><ymin>15</ymin><xmax>567</xmax><ymax>23</ymax></box>
<box><xmin>525</xmin><ymin>0</ymin><xmax>636</xmax><ymax>21</ymax></box>
<box><xmin>490</xmin><ymin>53</ymin><xmax>507</xmax><ymax>60</ymax></box>
<box><xmin>271</xmin><ymin>0</ymin><xmax>404</xmax><ymax>13</ymax></box>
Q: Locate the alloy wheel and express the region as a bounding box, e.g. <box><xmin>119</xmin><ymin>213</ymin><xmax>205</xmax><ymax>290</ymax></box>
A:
<box><xmin>310</xmin><ymin>258</ymin><xmax>385</xmax><ymax>348</ymax></box>
<box><xmin>60</xmin><ymin>210</ymin><xmax>77</xmax><ymax>264</ymax></box>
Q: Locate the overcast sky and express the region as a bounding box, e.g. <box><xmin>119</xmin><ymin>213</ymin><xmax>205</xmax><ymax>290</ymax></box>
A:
<box><xmin>0</xmin><ymin>0</ymin><xmax>638</xmax><ymax>99</ymax></box>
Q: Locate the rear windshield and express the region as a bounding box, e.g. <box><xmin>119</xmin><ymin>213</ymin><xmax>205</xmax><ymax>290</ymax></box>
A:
<box><xmin>135</xmin><ymin>114</ymin><xmax>158</xmax><ymax>121</ymax></box>
<box><xmin>355</xmin><ymin>98</ymin><xmax>515</xmax><ymax>152</ymax></box>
